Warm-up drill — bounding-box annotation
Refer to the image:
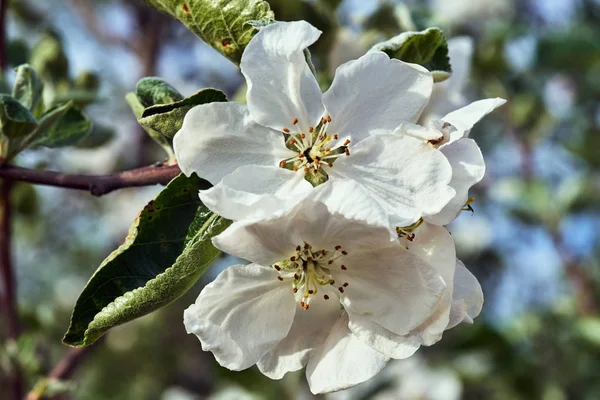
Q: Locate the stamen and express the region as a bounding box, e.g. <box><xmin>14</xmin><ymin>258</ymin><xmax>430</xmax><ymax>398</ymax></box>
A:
<box><xmin>292</xmin><ymin>118</ymin><xmax>299</xmax><ymax>125</ymax></box>
<box><xmin>324</xmin><ymin>295</ymin><xmax>329</xmax><ymax>300</ymax></box>
<box><xmin>283</xmin><ymin>128</ymin><xmax>290</xmax><ymax>133</ymax></box>
<box><xmin>343</xmin><ymin>139</ymin><xmax>351</xmax><ymax>146</ymax></box>
<box><xmin>326</xmin><ymin>115</ymin><xmax>332</xmax><ymax>122</ymax></box>
<box><xmin>279</xmin><ymin>160</ymin><xmax>286</xmax><ymax>168</ymax></box>
<box><xmin>338</xmin><ymin>287</ymin><xmax>344</xmax><ymax>293</ymax></box>
<box><xmin>341</xmin><ymin>265</ymin><xmax>347</xmax><ymax>270</ymax></box>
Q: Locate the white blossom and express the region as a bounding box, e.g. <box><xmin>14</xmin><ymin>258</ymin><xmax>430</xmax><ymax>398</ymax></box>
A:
<box><xmin>183</xmin><ymin>183</ymin><xmax>482</xmax><ymax>393</ymax></box>
<box><xmin>174</xmin><ymin>21</ymin><xmax>455</xmax><ymax>228</ymax></box>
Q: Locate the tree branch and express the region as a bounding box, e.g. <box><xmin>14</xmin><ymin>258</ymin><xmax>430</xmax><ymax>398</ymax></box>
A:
<box><xmin>0</xmin><ymin>163</ymin><xmax>187</xmax><ymax>196</ymax></box>
<box><xmin>25</xmin><ymin>339</ymin><xmax>105</xmax><ymax>400</ymax></box>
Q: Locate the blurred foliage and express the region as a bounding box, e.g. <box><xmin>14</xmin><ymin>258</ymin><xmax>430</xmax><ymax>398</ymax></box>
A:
<box><xmin>2</xmin><ymin>0</ymin><xmax>600</xmax><ymax>399</ymax></box>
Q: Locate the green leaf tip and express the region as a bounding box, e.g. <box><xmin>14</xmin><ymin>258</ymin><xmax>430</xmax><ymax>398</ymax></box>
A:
<box><xmin>12</xmin><ymin>64</ymin><xmax>44</xmax><ymax>112</ymax></box>
<box><xmin>136</xmin><ymin>77</ymin><xmax>184</xmax><ymax>108</ymax></box>
<box><xmin>63</xmin><ymin>173</ymin><xmax>230</xmax><ymax>347</ymax></box>
<box><xmin>141</xmin><ymin>0</ymin><xmax>274</xmax><ymax>65</ymax></box>
<box><xmin>139</xmin><ymin>88</ymin><xmax>227</xmax><ymax>139</ymax></box>
<box><xmin>370</xmin><ymin>27</ymin><xmax>452</xmax><ymax>83</ymax></box>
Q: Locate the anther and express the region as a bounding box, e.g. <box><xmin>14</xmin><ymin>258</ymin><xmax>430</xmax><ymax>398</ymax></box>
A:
<box><xmin>290</xmin><ymin>256</ymin><xmax>296</xmax><ymax>261</ymax></box>
<box><xmin>279</xmin><ymin>160</ymin><xmax>286</xmax><ymax>168</ymax></box>
<box><xmin>293</xmin><ymin>288</ymin><xmax>298</xmax><ymax>293</ymax></box>
<box><xmin>341</xmin><ymin>250</ymin><xmax>348</xmax><ymax>255</ymax></box>
<box><xmin>321</xmin><ymin>117</ymin><xmax>327</xmax><ymax>124</ymax></box>
<box><xmin>324</xmin><ymin>295</ymin><xmax>329</xmax><ymax>300</ymax></box>
<box><xmin>308</xmin><ymin>290</ymin><xmax>314</xmax><ymax>294</ymax></box>
<box><xmin>301</xmin><ymin>133</ymin><xmax>306</xmax><ymax>139</ymax></box>
<box><xmin>303</xmin><ymin>303</ymin><xmax>309</xmax><ymax>310</ymax></box>
<box><xmin>294</xmin><ymin>274</ymin><xmax>299</xmax><ymax>279</ymax></box>
<box><xmin>341</xmin><ymin>265</ymin><xmax>347</xmax><ymax>270</ymax></box>
<box><xmin>335</xmin><ymin>245</ymin><xmax>342</xmax><ymax>250</ymax></box>
<box><xmin>328</xmin><ymin>260</ymin><xmax>334</xmax><ymax>264</ymax></box>
<box><xmin>289</xmin><ymin>138</ymin><xmax>297</xmax><ymax>145</ymax></box>
<box><xmin>283</xmin><ymin>128</ymin><xmax>290</xmax><ymax>133</ymax></box>
<box><xmin>328</xmin><ymin>162</ymin><xmax>333</xmax><ymax>167</ymax></box>
<box><xmin>274</xmin><ymin>265</ymin><xmax>281</xmax><ymax>271</ymax></box>
<box><xmin>277</xmin><ymin>276</ymin><xmax>284</xmax><ymax>281</ymax></box>
<box><xmin>343</xmin><ymin>139</ymin><xmax>351</xmax><ymax>146</ymax></box>
<box><xmin>343</xmin><ymin>282</ymin><xmax>349</xmax><ymax>287</ymax></box>
<box><xmin>338</xmin><ymin>287</ymin><xmax>345</xmax><ymax>293</ymax></box>
<box><xmin>345</xmin><ymin>148</ymin><xmax>350</xmax><ymax>156</ymax></box>
<box><xmin>296</xmin><ymin>245</ymin><xmax>301</xmax><ymax>251</ymax></box>
<box><xmin>298</xmin><ymin>153</ymin><xmax>304</xmax><ymax>158</ymax></box>
<box><xmin>326</xmin><ymin>115</ymin><xmax>332</xmax><ymax>122</ymax></box>
<box><xmin>304</xmin><ymin>243</ymin><xmax>311</xmax><ymax>249</ymax></box>
<box><xmin>334</xmin><ymin>134</ymin><xmax>338</xmax><ymax>140</ymax></box>
<box><xmin>292</xmin><ymin>118</ymin><xmax>299</xmax><ymax>125</ymax></box>
<box><xmin>304</xmin><ymin>167</ymin><xmax>310</xmax><ymax>173</ymax></box>
<box><xmin>309</xmin><ymin>127</ymin><xmax>314</xmax><ymax>133</ymax></box>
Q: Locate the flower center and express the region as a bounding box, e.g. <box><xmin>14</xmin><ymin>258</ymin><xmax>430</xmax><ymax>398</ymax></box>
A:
<box><xmin>279</xmin><ymin>116</ymin><xmax>351</xmax><ymax>186</ymax></box>
<box><xmin>273</xmin><ymin>242</ymin><xmax>350</xmax><ymax>310</ymax></box>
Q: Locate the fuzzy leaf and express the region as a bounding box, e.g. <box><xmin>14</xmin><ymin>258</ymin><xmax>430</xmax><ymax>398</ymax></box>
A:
<box><xmin>370</xmin><ymin>27</ymin><xmax>452</xmax><ymax>82</ymax></box>
<box><xmin>12</xmin><ymin>64</ymin><xmax>44</xmax><ymax>111</ymax></box>
<box><xmin>63</xmin><ymin>174</ymin><xmax>228</xmax><ymax>347</ymax></box>
<box><xmin>142</xmin><ymin>0</ymin><xmax>275</xmax><ymax>64</ymax></box>
<box><xmin>34</xmin><ymin>105</ymin><xmax>92</xmax><ymax>148</ymax></box>
<box><xmin>0</xmin><ymin>94</ymin><xmax>39</xmax><ymax>160</ymax></box>
<box><xmin>136</xmin><ymin>77</ymin><xmax>184</xmax><ymax>108</ymax></box>
<box><xmin>139</xmin><ymin>88</ymin><xmax>227</xmax><ymax>139</ymax></box>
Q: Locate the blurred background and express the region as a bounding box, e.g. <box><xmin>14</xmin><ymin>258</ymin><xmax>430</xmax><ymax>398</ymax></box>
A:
<box><xmin>1</xmin><ymin>0</ymin><xmax>600</xmax><ymax>399</ymax></box>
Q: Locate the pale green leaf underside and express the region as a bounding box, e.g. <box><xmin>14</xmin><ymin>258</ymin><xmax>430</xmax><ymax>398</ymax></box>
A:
<box><xmin>63</xmin><ymin>174</ymin><xmax>229</xmax><ymax>347</ymax></box>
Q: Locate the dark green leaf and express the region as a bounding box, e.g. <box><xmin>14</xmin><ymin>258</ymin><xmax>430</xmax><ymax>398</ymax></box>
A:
<box><xmin>142</xmin><ymin>0</ymin><xmax>274</xmax><ymax>65</ymax></box>
<box><xmin>139</xmin><ymin>88</ymin><xmax>227</xmax><ymax>139</ymax></box>
<box><xmin>12</xmin><ymin>64</ymin><xmax>44</xmax><ymax>111</ymax></box>
<box><xmin>63</xmin><ymin>174</ymin><xmax>229</xmax><ymax>347</ymax></box>
<box><xmin>30</xmin><ymin>29</ymin><xmax>69</xmax><ymax>84</ymax></box>
<box><xmin>370</xmin><ymin>27</ymin><xmax>452</xmax><ymax>82</ymax></box>
<box><xmin>35</xmin><ymin>105</ymin><xmax>92</xmax><ymax>148</ymax></box>
<box><xmin>136</xmin><ymin>77</ymin><xmax>184</xmax><ymax>108</ymax></box>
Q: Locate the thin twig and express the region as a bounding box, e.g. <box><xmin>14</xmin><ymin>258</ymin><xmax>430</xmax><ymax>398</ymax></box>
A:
<box><xmin>0</xmin><ymin>163</ymin><xmax>188</xmax><ymax>196</ymax></box>
<box><xmin>25</xmin><ymin>339</ymin><xmax>105</xmax><ymax>400</ymax></box>
<box><xmin>0</xmin><ymin>0</ymin><xmax>7</xmax><ymax>71</ymax></box>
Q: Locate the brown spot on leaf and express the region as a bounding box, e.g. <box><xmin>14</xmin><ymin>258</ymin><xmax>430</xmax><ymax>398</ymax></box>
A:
<box><xmin>221</xmin><ymin>38</ymin><xmax>232</xmax><ymax>47</ymax></box>
<box><xmin>182</xmin><ymin>2</ymin><xmax>190</xmax><ymax>13</ymax></box>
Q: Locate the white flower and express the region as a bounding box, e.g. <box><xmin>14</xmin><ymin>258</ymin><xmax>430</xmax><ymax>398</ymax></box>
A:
<box><xmin>397</xmin><ymin>98</ymin><xmax>506</xmax><ymax>225</ymax></box>
<box><xmin>183</xmin><ymin>183</ymin><xmax>482</xmax><ymax>394</ymax></box>
<box><xmin>174</xmin><ymin>21</ymin><xmax>455</xmax><ymax>228</ymax></box>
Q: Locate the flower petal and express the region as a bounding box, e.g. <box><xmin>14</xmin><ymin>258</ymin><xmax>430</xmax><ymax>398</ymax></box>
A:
<box><xmin>306</xmin><ymin>313</ymin><xmax>389</xmax><ymax>394</ymax></box>
<box><xmin>241</xmin><ymin>21</ymin><xmax>324</xmax><ymax>132</ymax></box>
<box><xmin>174</xmin><ymin>102</ymin><xmax>293</xmax><ymax>184</ymax></box>
<box><xmin>425</xmin><ymin>138</ymin><xmax>485</xmax><ymax>226</ymax></box>
<box><xmin>183</xmin><ymin>264</ymin><xmax>296</xmax><ymax>371</ymax></box>
<box><xmin>212</xmin><ymin>214</ymin><xmax>302</xmax><ymax>266</ymax></box>
<box><xmin>337</xmin><ymin>246</ymin><xmax>446</xmax><ymax>336</ymax></box>
<box><xmin>330</xmin><ymin>134</ymin><xmax>455</xmax><ymax>227</ymax></box>
<box><xmin>200</xmin><ymin>165</ymin><xmax>313</xmax><ymax>221</ymax></box>
<box><xmin>442</xmin><ymin>98</ymin><xmax>506</xmax><ymax>141</ymax></box>
<box><xmin>323</xmin><ymin>52</ymin><xmax>433</xmax><ymax>142</ymax></box>
<box><xmin>257</xmin><ymin>285</ymin><xmax>340</xmax><ymax>379</ymax></box>
<box><xmin>447</xmin><ymin>259</ymin><xmax>484</xmax><ymax>329</ymax></box>
<box><xmin>348</xmin><ymin>314</ymin><xmax>421</xmax><ymax>359</ymax></box>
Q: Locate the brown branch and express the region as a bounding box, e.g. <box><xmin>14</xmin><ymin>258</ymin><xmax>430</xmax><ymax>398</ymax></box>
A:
<box><xmin>1</xmin><ymin>180</ymin><xmax>24</xmax><ymax>400</ymax></box>
<box><xmin>26</xmin><ymin>339</ymin><xmax>104</xmax><ymax>400</ymax></box>
<box><xmin>0</xmin><ymin>163</ymin><xmax>186</xmax><ymax>196</ymax></box>
<box><xmin>0</xmin><ymin>0</ymin><xmax>7</xmax><ymax>71</ymax></box>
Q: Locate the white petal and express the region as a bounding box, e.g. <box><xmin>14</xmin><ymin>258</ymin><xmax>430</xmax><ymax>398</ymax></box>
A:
<box><xmin>348</xmin><ymin>314</ymin><xmax>421</xmax><ymax>359</ymax></box>
<box><xmin>338</xmin><ymin>246</ymin><xmax>446</xmax><ymax>336</ymax></box>
<box><xmin>257</xmin><ymin>285</ymin><xmax>340</xmax><ymax>379</ymax></box>
<box><xmin>323</xmin><ymin>52</ymin><xmax>433</xmax><ymax>142</ymax></box>
<box><xmin>291</xmin><ymin>199</ymin><xmax>394</xmax><ymax>254</ymax></box>
<box><xmin>312</xmin><ymin>180</ymin><xmax>394</xmax><ymax>238</ymax></box>
<box><xmin>306</xmin><ymin>313</ymin><xmax>389</xmax><ymax>394</ymax></box>
<box><xmin>425</xmin><ymin>138</ymin><xmax>485</xmax><ymax>226</ymax></box>
<box><xmin>447</xmin><ymin>259</ymin><xmax>484</xmax><ymax>329</ymax></box>
<box><xmin>183</xmin><ymin>264</ymin><xmax>296</xmax><ymax>370</ymax></box>
<box><xmin>241</xmin><ymin>21</ymin><xmax>324</xmax><ymax>132</ymax></box>
<box><xmin>212</xmin><ymin>214</ymin><xmax>301</xmax><ymax>266</ymax></box>
<box><xmin>442</xmin><ymin>98</ymin><xmax>506</xmax><ymax>141</ymax></box>
<box><xmin>331</xmin><ymin>134</ymin><xmax>455</xmax><ymax>227</ymax></box>
<box><xmin>200</xmin><ymin>165</ymin><xmax>313</xmax><ymax>221</ymax></box>
<box><xmin>398</xmin><ymin>223</ymin><xmax>456</xmax><ymax>344</ymax></box>
<box><xmin>174</xmin><ymin>102</ymin><xmax>293</xmax><ymax>184</ymax></box>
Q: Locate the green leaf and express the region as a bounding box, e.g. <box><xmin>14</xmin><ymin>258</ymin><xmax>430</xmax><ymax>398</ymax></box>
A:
<box><xmin>139</xmin><ymin>88</ymin><xmax>227</xmax><ymax>139</ymax></box>
<box><xmin>142</xmin><ymin>0</ymin><xmax>274</xmax><ymax>65</ymax></box>
<box><xmin>63</xmin><ymin>174</ymin><xmax>229</xmax><ymax>347</ymax></box>
<box><xmin>12</xmin><ymin>64</ymin><xmax>44</xmax><ymax>111</ymax></box>
<box><xmin>135</xmin><ymin>77</ymin><xmax>184</xmax><ymax>108</ymax></box>
<box><xmin>35</xmin><ymin>106</ymin><xmax>92</xmax><ymax>148</ymax></box>
<box><xmin>125</xmin><ymin>92</ymin><xmax>145</xmax><ymax>119</ymax></box>
<box><xmin>370</xmin><ymin>27</ymin><xmax>452</xmax><ymax>82</ymax></box>
<box><xmin>0</xmin><ymin>94</ymin><xmax>39</xmax><ymax>160</ymax></box>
